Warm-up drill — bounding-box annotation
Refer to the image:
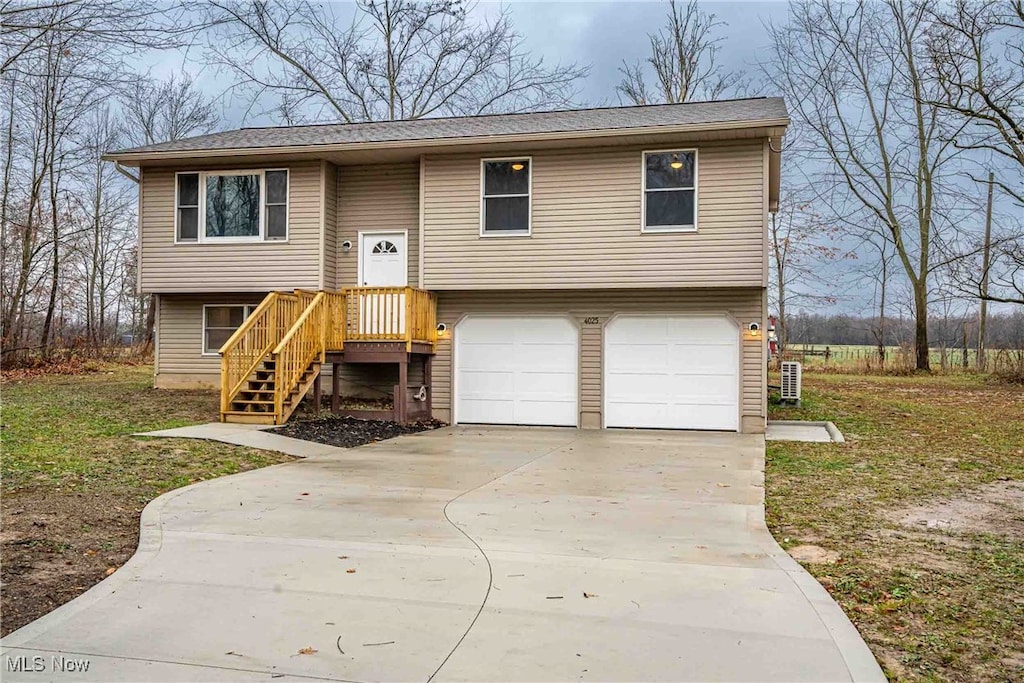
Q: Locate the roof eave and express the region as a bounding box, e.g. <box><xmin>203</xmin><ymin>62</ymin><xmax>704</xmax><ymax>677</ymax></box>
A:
<box><xmin>103</xmin><ymin>117</ymin><xmax>791</xmax><ymax>165</ymax></box>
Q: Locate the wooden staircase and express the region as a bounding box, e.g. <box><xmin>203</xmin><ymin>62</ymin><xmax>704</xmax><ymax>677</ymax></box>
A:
<box><xmin>221</xmin><ymin>359</ymin><xmax>322</xmax><ymax>423</ymax></box>
<box><xmin>219</xmin><ymin>287</ymin><xmax>436</xmax><ymax>425</ymax></box>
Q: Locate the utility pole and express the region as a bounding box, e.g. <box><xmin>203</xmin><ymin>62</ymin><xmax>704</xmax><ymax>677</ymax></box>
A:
<box><xmin>978</xmin><ymin>171</ymin><xmax>994</xmax><ymax>371</ymax></box>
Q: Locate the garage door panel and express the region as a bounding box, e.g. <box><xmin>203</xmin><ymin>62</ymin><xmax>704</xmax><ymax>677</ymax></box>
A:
<box><xmin>605</xmin><ymin>343</ymin><xmax>669</xmax><ymax>372</ymax></box>
<box><xmin>459</xmin><ymin>398</ymin><xmax>515</xmax><ymax>424</ymax></box>
<box><xmin>459</xmin><ymin>343</ymin><xmax>516</xmax><ymax>369</ymax></box>
<box><xmin>670</xmin><ymin>344</ymin><xmax>735</xmax><ymax>374</ymax></box>
<box><xmin>515</xmin><ymin>399</ymin><xmax>577</xmax><ymax>427</ymax></box>
<box><xmin>606</xmin><ymin>372</ymin><xmax>674</xmax><ymax>400</ymax></box>
<box><xmin>456</xmin><ymin>316</ymin><xmax>578</xmax><ymax>427</ymax></box>
<box><xmin>459</xmin><ymin>369</ymin><xmax>515</xmax><ymax>396</ymax></box>
<box><xmin>515</xmin><ymin>342</ymin><xmax>577</xmax><ymax>369</ymax></box>
<box><xmin>606</xmin><ymin>315</ymin><xmax>739</xmax><ymax>431</ymax></box>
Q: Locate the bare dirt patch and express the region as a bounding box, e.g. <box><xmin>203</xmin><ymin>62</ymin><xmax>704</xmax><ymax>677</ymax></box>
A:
<box><xmin>787</xmin><ymin>544</ymin><xmax>841</xmax><ymax>564</ymax></box>
<box><xmin>890</xmin><ymin>481</ymin><xmax>1024</xmax><ymax>539</ymax></box>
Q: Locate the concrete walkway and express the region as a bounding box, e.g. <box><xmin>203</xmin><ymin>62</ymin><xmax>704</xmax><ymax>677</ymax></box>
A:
<box><xmin>2</xmin><ymin>427</ymin><xmax>883</xmax><ymax>682</ymax></box>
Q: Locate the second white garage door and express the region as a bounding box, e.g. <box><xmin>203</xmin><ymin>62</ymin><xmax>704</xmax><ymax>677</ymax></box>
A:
<box><xmin>605</xmin><ymin>315</ymin><xmax>739</xmax><ymax>431</ymax></box>
<box><xmin>455</xmin><ymin>315</ymin><xmax>578</xmax><ymax>426</ymax></box>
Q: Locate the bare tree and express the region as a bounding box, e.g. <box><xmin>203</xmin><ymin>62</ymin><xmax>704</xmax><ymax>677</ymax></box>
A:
<box><xmin>119</xmin><ymin>73</ymin><xmax>219</xmax><ymax>148</ymax></box>
<box><xmin>769</xmin><ymin>1</ymin><xmax>968</xmax><ymax>370</ymax></box>
<box><xmin>616</xmin><ymin>0</ymin><xmax>747</xmax><ymax>106</ymax></box>
<box><xmin>204</xmin><ymin>0</ymin><xmax>587</xmax><ymax>124</ymax></box>
<box><xmin>1</xmin><ymin>0</ymin><xmax>197</xmax><ymax>76</ymax></box>
<box><xmin>117</xmin><ymin>72</ymin><xmax>220</xmax><ymax>350</ymax></box>
<box><xmin>927</xmin><ymin>0</ymin><xmax>1024</xmax><ymax>204</ymax></box>
<box><xmin>768</xmin><ymin>189</ymin><xmax>841</xmax><ymax>352</ymax></box>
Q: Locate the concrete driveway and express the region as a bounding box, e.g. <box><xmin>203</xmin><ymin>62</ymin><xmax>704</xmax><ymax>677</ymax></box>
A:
<box><xmin>2</xmin><ymin>427</ymin><xmax>883</xmax><ymax>682</ymax></box>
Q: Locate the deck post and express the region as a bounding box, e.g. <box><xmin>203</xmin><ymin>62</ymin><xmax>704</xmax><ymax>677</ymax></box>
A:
<box><xmin>398</xmin><ymin>355</ymin><xmax>408</xmax><ymax>424</ymax></box>
<box><xmin>313</xmin><ymin>373</ymin><xmax>322</xmax><ymax>416</ymax></box>
<box><xmin>331</xmin><ymin>362</ymin><xmax>340</xmax><ymax>414</ymax></box>
<box><xmin>424</xmin><ymin>355</ymin><xmax>432</xmax><ymax>419</ymax></box>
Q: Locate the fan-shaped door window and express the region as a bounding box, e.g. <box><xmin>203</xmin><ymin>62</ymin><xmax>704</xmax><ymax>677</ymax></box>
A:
<box><xmin>372</xmin><ymin>240</ymin><xmax>399</xmax><ymax>254</ymax></box>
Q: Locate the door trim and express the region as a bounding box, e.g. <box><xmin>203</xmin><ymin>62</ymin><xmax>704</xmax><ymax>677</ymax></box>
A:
<box><xmin>453</xmin><ymin>313</ymin><xmax>580</xmax><ymax>427</ymax></box>
<box><xmin>357</xmin><ymin>230</ymin><xmax>409</xmax><ymax>287</ymax></box>
<box><xmin>602</xmin><ymin>312</ymin><xmax>741</xmax><ymax>431</ymax></box>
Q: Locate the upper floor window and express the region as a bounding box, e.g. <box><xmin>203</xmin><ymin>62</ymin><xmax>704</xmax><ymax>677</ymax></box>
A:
<box><xmin>176</xmin><ymin>169</ymin><xmax>289</xmax><ymax>243</ymax></box>
<box><xmin>481</xmin><ymin>158</ymin><xmax>530</xmax><ymax>236</ymax></box>
<box><xmin>642</xmin><ymin>150</ymin><xmax>696</xmax><ymax>232</ymax></box>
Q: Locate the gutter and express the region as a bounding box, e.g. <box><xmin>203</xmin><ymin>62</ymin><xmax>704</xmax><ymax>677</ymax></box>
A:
<box><xmin>114</xmin><ymin>160</ymin><xmax>140</xmax><ymax>183</ymax></box>
<box><xmin>102</xmin><ymin>117</ymin><xmax>792</xmax><ymax>165</ymax></box>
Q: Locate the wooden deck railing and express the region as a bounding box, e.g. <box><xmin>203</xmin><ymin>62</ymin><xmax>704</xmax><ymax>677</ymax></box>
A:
<box><xmin>343</xmin><ymin>286</ymin><xmax>437</xmax><ymax>349</ymax></box>
<box><xmin>219</xmin><ymin>292</ymin><xmax>302</xmax><ymax>415</ymax></box>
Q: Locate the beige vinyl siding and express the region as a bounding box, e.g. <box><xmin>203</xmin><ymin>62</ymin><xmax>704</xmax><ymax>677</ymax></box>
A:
<box><xmin>139</xmin><ymin>162</ymin><xmax>321</xmax><ymax>293</ymax></box>
<box><xmin>322</xmin><ymin>162</ymin><xmax>339</xmax><ymax>289</ymax></box>
<box><xmin>422</xmin><ymin>140</ymin><xmax>765</xmax><ymax>289</ymax></box>
<box><xmin>432</xmin><ymin>288</ymin><xmax>766</xmax><ymax>432</ymax></box>
<box><xmin>155</xmin><ymin>293</ymin><xmax>266</xmax><ymax>388</ymax></box>
<box><xmin>336</xmin><ymin>162</ymin><xmax>420</xmax><ymax>287</ymax></box>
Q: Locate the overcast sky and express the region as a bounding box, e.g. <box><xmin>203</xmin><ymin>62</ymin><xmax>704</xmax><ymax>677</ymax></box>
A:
<box><xmin>146</xmin><ymin>1</ymin><xmax>1017</xmax><ymax>317</ymax></box>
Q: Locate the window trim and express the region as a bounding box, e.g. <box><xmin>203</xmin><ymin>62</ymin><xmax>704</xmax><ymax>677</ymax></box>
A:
<box><xmin>174</xmin><ymin>169</ymin><xmax>290</xmax><ymax>244</ymax></box>
<box><xmin>201</xmin><ymin>303</ymin><xmax>258</xmax><ymax>356</ymax></box>
<box><xmin>479</xmin><ymin>156</ymin><xmax>532</xmax><ymax>237</ymax></box>
<box><xmin>641</xmin><ymin>148</ymin><xmax>699</xmax><ymax>234</ymax></box>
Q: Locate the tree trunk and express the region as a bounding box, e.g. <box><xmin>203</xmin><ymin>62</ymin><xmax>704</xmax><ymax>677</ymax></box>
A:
<box><xmin>143</xmin><ymin>294</ymin><xmax>157</xmax><ymax>351</ymax></box>
<box><xmin>978</xmin><ymin>171</ymin><xmax>993</xmax><ymax>371</ymax></box>
<box><xmin>913</xmin><ymin>283</ymin><xmax>930</xmax><ymax>371</ymax></box>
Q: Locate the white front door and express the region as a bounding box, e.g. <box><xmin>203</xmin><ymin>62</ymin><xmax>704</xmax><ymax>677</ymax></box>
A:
<box><xmin>359</xmin><ymin>232</ymin><xmax>408</xmax><ymax>287</ymax></box>
<box><xmin>604</xmin><ymin>315</ymin><xmax>739</xmax><ymax>431</ymax></box>
<box><xmin>455</xmin><ymin>315</ymin><xmax>578</xmax><ymax>427</ymax></box>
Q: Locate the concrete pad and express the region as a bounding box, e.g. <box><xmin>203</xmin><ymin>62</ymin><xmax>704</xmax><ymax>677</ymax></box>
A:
<box><xmin>137</xmin><ymin>422</ymin><xmax>342</xmax><ymax>458</ymax></box>
<box><xmin>2</xmin><ymin>427</ymin><xmax>882</xmax><ymax>682</ymax></box>
<box><xmin>767</xmin><ymin>420</ymin><xmax>843</xmax><ymax>443</ymax></box>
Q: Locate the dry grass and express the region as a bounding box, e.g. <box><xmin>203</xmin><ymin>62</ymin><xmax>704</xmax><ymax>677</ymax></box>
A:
<box><xmin>766</xmin><ymin>373</ymin><xmax>1024</xmax><ymax>682</ymax></box>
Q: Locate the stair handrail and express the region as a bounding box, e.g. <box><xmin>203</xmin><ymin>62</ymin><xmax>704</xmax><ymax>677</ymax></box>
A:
<box><xmin>272</xmin><ymin>291</ymin><xmax>327</xmax><ymax>420</ymax></box>
<box><xmin>219</xmin><ymin>292</ymin><xmax>300</xmax><ymax>414</ymax></box>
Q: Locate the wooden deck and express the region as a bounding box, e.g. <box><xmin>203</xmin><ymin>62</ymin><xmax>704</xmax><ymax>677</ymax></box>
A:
<box><xmin>219</xmin><ymin>287</ymin><xmax>437</xmax><ymax>424</ymax></box>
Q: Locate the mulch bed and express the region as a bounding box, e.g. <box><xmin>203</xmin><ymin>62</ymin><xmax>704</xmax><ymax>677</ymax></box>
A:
<box><xmin>270</xmin><ymin>415</ymin><xmax>446</xmax><ymax>448</ymax></box>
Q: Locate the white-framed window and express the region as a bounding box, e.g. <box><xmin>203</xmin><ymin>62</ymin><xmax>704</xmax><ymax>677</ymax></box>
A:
<box><xmin>176</xmin><ymin>169</ymin><xmax>289</xmax><ymax>243</ymax></box>
<box><xmin>642</xmin><ymin>150</ymin><xmax>697</xmax><ymax>233</ymax></box>
<box><xmin>202</xmin><ymin>304</ymin><xmax>258</xmax><ymax>355</ymax></box>
<box><xmin>480</xmin><ymin>157</ymin><xmax>531</xmax><ymax>236</ymax></box>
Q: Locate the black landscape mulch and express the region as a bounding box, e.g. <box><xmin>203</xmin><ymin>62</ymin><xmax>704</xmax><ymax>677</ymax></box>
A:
<box><xmin>270</xmin><ymin>415</ymin><xmax>446</xmax><ymax>448</ymax></box>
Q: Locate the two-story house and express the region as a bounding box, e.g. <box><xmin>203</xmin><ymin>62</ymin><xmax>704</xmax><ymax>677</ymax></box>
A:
<box><xmin>104</xmin><ymin>97</ymin><xmax>788</xmax><ymax>434</ymax></box>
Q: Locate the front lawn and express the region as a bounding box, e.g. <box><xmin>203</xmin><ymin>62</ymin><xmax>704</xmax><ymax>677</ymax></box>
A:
<box><xmin>0</xmin><ymin>364</ymin><xmax>291</xmax><ymax>636</ymax></box>
<box><xmin>766</xmin><ymin>373</ymin><xmax>1024</xmax><ymax>682</ymax></box>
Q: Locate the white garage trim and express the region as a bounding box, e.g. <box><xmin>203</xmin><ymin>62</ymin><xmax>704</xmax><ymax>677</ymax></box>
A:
<box><xmin>453</xmin><ymin>314</ymin><xmax>579</xmax><ymax>427</ymax></box>
<box><xmin>602</xmin><ymin>313</ymin><xmax>741</xmax><ymax>431</ymax></box>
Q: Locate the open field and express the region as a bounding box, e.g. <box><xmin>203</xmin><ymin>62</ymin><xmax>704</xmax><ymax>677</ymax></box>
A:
<box><xmin>784</xmin><ymin>344</ymin><xmax>1024</xmax><ymax>375</ymax></box>
<box><xmin>767</xmin><ymin>373</ymin><xmax>1024</xmax><ymax>681</ymax></box>
<box><xmin>0</xmin><ymin>365</ymin><xmax>291</xmax><ymax>636</ymax></box>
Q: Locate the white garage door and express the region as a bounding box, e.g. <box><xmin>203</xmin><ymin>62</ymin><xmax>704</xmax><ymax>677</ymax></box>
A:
<box><xmin>605</xmin><ymin>315</ymin><xmax>739</xmax><ymax>431</ymax></box>
<box><xmin>455</xmin><ymin>316</ymin><xmax>578</xmax><ymax>426</ymax></box>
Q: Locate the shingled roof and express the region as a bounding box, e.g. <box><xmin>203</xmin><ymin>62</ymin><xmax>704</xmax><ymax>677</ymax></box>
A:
<box><xmin>108</xmin><ymin>97</ymin><xmax>788</xmax><ymax>158</ymax></box>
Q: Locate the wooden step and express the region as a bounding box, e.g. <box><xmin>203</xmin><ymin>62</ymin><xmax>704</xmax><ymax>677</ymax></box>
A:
<box><xmin>220</xmin><ymin>411</ymin><xmax>277</xmax><ymax>425</ymax></box>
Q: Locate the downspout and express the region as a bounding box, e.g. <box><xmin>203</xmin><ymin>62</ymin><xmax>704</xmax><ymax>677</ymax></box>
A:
<box><xmin>114</xmin><ymin>160</ymin><xmax>140</xmax><ymax>184</ymax></box>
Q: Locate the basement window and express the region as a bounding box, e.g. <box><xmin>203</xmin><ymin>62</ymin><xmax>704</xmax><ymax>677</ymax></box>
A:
<box><xmin>176</xmin><ymin>169</ymin><xmax>289</xmax><ymax>243</ymax></box>
<box><xmin>203</xmin><ymin>304</ymin><xmax>258</xmax><ymax>354</ymax></box>
<box><xmin>481</xmin><ymin>158</ymin><xmax>531</xmax><ymax>235</ymax></box>
<box><xmin>642</xmin><ymin>150</ymin><xmax>697</xmax><ymax>232</ymax></box>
